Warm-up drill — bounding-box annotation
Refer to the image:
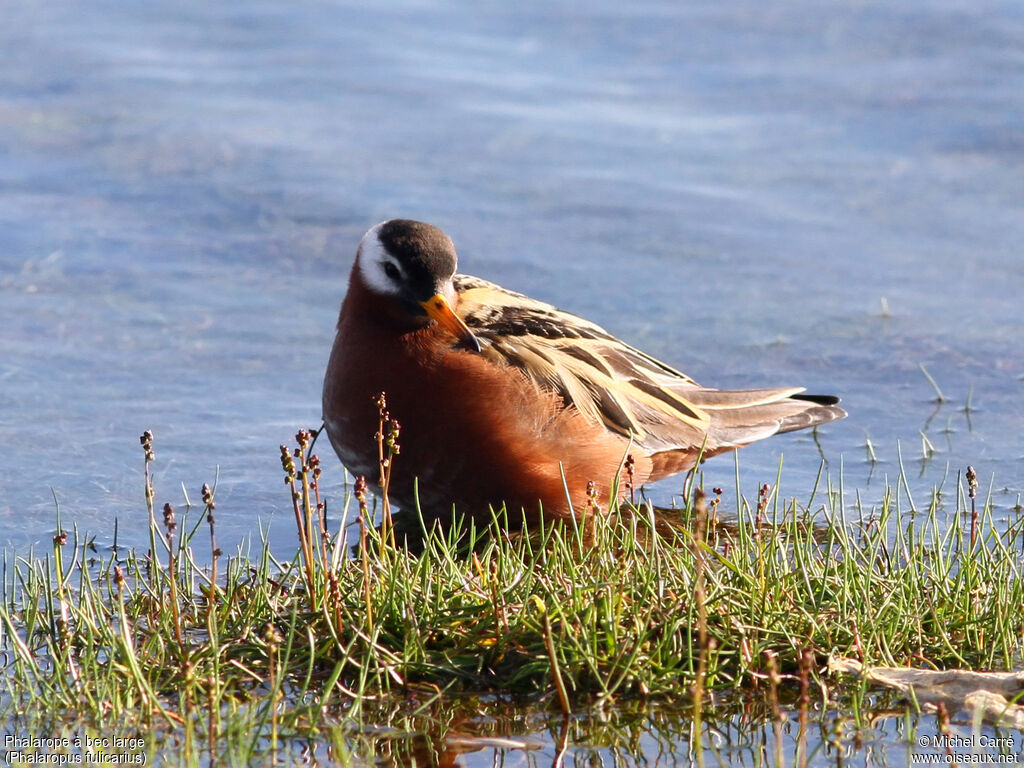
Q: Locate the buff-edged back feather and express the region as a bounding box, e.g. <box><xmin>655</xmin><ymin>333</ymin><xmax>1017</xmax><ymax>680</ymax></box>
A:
<box><xmin>454</xmin><ymin>274</ymin><xmax>844</xmax><ymax>461</ymax></box>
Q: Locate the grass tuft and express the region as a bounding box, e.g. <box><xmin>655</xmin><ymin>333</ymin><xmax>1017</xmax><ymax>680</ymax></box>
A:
<box><xmin>1</xmin><ymin>423</ymin><xmax>1022</xmax><ymax>761</ymax></box>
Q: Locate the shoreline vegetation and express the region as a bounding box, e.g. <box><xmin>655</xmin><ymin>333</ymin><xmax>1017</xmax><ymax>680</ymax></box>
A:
<box><xmin>2</xmin><ymin>414</ymin><xmax>1023</xmax><ymax>764</ymax></box>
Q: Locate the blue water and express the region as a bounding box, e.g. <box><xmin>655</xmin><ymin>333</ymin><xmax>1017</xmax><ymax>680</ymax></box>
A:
<box><xmin>2</xmin><ymin>2</ymin><xmax>1023</xmax><ymax>557</ymax></box>
<box><xmin>3</xmin><ymin>1</ymin><xmax>1024</xmax><ymax>765</ymax></box>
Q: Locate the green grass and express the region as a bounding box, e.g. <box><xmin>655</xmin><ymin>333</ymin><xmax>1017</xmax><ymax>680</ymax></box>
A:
<box><xmin>1</xmin><ymin>425</ymin><xmax>1022</xmax><ymax>763</ymax></box>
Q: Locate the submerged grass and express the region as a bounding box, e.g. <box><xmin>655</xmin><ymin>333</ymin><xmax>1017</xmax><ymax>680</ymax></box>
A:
<box><xmin>1</xmin><ymin>417</ymin><xmax>1023</xmax><ymax>761</ymax></box>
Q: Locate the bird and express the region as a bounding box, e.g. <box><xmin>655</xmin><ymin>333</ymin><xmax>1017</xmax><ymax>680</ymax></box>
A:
<box><xmin>322</xmin><ymin>219</ymin><xmax>845</xmax><ymax>528</ymax></box>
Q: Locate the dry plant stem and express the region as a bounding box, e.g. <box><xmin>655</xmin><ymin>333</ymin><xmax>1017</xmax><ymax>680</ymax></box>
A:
<box><xmin>201</xmin><ymin>482</ymin><xmax>221</xmax><ymax>753</ymax></box>
<box><xmin>691</xmin><ymin>488</ymin><xmax>709</xmax><ymax>768</ymax></box>
<box><xmin>375</xmin><ymin>392</ymin><xmax>399</xmax><ymax>551</ymax></box>
<box><xmin>301</xmin><ymin>456</ymin><xmax>317</xmax><ymax>565</ymax></box>
<box><xmin>161</xmin><ymin>503</ymin><xmax>186</xmax><ymax>652</ymax></box>
<box><xmin>203</xmin><ymin>483</ymin><xmax>220</xmax><ymax>604</ymax></box>
<box><xmin>140</xmin><ymin>430</ymin><xmax>168</xmax><ymax>575</ymax></box>
<box><xmin>967</xmin><ymin>465</ymin><xmax>979</xmax><ymax>550</ymax></box>
<box><xmin>919</xmin><ymin>363</ymin><xmax>947</xmax><ymax>403</ymax></box>
<box><xmin>355</xmin><ymin>475</ymin><xmax>374</xmax><ymax>632</ymax></box>
<box><xmin>296</xmin><ymin>431</ymin><xmax>327</xmax><ymax>568</ymax></box>
<box><xmin>309</xmin><ymin>453</ymin><xmax>329</xmax><ymax>563</ymax></box>
<box><xmin>281</xmin><ymin>436</ymin><xmax>318</xmax><ymax>606</ymax></box>
<box><xmin>376</xmin><ymin>396</ymin><xmax>392</xmax><ymax>547</ymax></box>
<box><xmin>298</xmin><ymin>432</ymin><xmax>320</xmax><ymax>591</ymax></box>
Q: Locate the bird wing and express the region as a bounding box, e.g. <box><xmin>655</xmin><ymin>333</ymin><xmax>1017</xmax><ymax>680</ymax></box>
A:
<box><xmin>454</xmin><ymin>274</ymin><xmax>715</xmax><ymax>451</ymax></box>
<box><xmin>453</xmin><ymin>275</ymin><xmax>844</xmax><ymax>458</ymax></box>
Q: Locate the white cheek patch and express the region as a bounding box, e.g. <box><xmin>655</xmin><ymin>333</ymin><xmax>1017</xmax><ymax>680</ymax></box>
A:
<box><xmin>356</xmin><ymin>222</ymin><xmax>404</xmax><ymax>296</ymax></box>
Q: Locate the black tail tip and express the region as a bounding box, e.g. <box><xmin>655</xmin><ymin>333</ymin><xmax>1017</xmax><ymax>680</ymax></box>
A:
<box><xmin>792</xmin><ymin>393</ymin><xmax>841</xmax><ymax>407</ymax></box>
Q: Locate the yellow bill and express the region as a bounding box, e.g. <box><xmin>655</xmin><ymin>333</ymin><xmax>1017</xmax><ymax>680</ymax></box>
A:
<box><xmin>420</xmin><ymin>294</ymin><xmax>482</xmax><ymax>352</ymax></box>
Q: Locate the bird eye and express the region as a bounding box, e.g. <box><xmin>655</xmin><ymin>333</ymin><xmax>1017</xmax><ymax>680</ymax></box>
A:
<box><xmin>383</xmin><ymin>262</ymin><xmax>401</xmax><ymax>281</ymax></box>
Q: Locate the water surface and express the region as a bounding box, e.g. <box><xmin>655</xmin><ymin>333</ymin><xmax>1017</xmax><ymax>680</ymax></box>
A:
<box><xmin>2</xmin><ymin>0</ymin><xmax>1024</xmax><ymax>763</ymax></box>
<box><xmin>4</xmin><ymin>1</ymin><xmax>1022</xmax><ymax>557</ymax></box>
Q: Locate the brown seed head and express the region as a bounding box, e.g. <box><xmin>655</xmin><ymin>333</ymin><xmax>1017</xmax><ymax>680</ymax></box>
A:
<box><xmin>162</xmin><ymin>502</ymin><xmax>176</xmax><ymax>534</ymax></box>
<box><xmin>279</xmin><ymin>445</ymin><xmax>296</xmax><ymax>482</ymax></box>
<box><xmin>140</xmin><ymin>430</ymin><xmax>155</xmax><ymax>462</ymax></box>
<box><xmin>966</xmin><ymin>465</ymin><xmax>978</xmax><ymax>499</ymax></box>
<box><xmin>386</xmin><ymin>418</ymin><xmax>401</xmax><ymax>455</ymax></box>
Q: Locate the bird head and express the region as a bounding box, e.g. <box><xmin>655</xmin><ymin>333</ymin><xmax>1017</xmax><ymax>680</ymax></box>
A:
<box><xmin>354</xmin><ymin>219</ymin><xmax>481</xmax><ymax>352</ymax></box>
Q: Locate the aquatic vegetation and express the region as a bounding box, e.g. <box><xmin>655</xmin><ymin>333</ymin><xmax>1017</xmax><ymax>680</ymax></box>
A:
<box><xmin>1</xmin><ymin>423</ymin><xmax>1022</xmax><ymax>765</ymax></box>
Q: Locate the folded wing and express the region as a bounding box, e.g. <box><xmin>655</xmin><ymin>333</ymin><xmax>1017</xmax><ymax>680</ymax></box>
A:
<box><xmin>455</xmin><ymin>274</ymin><xmax>845</xmax><ymax>477</ymax></box>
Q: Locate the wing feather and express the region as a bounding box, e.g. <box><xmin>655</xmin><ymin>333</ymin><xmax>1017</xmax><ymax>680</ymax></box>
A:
<box><xmin>455</xmin><ymin>275</ymin><xmax>709</xmax><ymax>447</ymax></box>
<box><xmin>452</xmin><ymin>274</ymin><xmax>845</xmax><ymax>459</ymax></box>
